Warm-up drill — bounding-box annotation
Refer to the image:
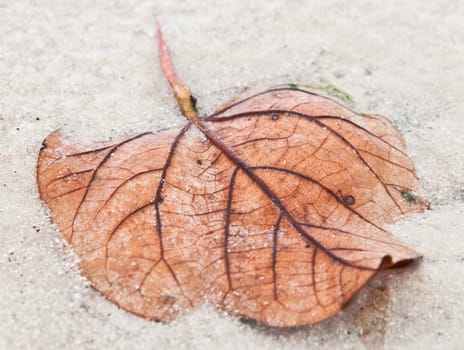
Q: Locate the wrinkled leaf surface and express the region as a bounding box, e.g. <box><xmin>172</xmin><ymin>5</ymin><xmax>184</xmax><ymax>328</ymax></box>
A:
<box><xmin>37</xmin><ymin>85</ymin><xmax>425</xmax><ymax>327</ymax></box>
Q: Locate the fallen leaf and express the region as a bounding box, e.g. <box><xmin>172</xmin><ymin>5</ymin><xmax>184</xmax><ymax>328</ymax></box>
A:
<box><xmin>36</xmin><ymin>23</ymin><xmax>426</xmax><ymax>327</ymax></box>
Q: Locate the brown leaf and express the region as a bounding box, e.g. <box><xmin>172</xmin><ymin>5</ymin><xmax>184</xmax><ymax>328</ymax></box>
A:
<box><xmin>36</xmin><ymin>24</ymin><xmax>426</xmax><ymax>327</ymax></box>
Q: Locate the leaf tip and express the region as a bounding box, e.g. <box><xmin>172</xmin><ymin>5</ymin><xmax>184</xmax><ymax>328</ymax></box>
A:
<box><xmin>379</xmin><ymin>250</ymin><xmax>422</xmax><ymax>270</ymax></box>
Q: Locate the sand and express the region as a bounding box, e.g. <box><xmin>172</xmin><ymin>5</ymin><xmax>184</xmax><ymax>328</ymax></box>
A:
<box><xmin>1</xmin><ymin>1</ymin><xmax>463</xmax><ymax>349</ymax></box>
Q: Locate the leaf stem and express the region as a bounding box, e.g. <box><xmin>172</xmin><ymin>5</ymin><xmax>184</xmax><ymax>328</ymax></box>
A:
<box><xmin>156</xmin><ymin>21</ymin><xmax>200</xmax><ymax>122</ymax></box>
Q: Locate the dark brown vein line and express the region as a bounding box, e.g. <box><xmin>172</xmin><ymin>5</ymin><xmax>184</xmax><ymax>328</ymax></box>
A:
<box><xmin>206</xmin><ymin>85</ymin><xmax>381</xmax><ymax>129</ymax></box>
<box><xmin>104</xmin><ymin>201</ymin><xmax>154</xmax><ymax>283</ymax></box>
<box><xmin>206</xmin><ymin>86</ymin><xmax>321</xmax><ymax>119</ymax></box>
<box><xmin>231</xmin><ymin>136</ymin><xmax>290</xmax><ymax>149</ymax></box>
<box><xmin>138</xmin><ymin>260</ymin><xmax>163</xmax><ymax>293</ymax></box>
<box><xmin>154</xmin><ymin>124</ymin><xmax>191</xmax><ymax>232</ymax></box>
<box><xmin>272</xmin><ymin>213</ymin><xmax>283</xmax><ymax>301</ymax></box>
<box><xmin>69</xmin><ymin>132</ymin><xmax>153</xmax><ymax>242</ymax></box>
<box><xmin>153</xmin><ymin>123</ymin><xmax>192</xmax><ymax>306</ymax></box>
<box><xmin>191</xmin><ymin>122</ymin><xmax>378</xmax><ymax>272</ymax></box>
<box><xmin>314</xmin><ymin>115</ymin><xmax>410</xmax><ymax>159</ymax></box>
<box><xmin>223</xmin><ymin>166</ymin><xmax>239</xmax><ymax>298</ymax></box>
<box><xmin>94</xmin><ymin>168</ymin><xmax>163</xmax><ymax>219</ymax></box>
<box><xmin>253</xmin><ymin>166</ymin><xmax>385</xmax><ymax>233</ymax></box>
<box><xmin>48</xmin><ymin>185</ymin><xmax>87</xmax><ymax>200</ymax></box>
<box><xmin>297</xmin><ymin>221</ymin><xmax>408</xmax><ymax>249</ymax></box>
<box><xmin>62</xmin><ymin>144</ymin><xmax>115</xmax><ymax>158</ymax></box>
<box><xmin>211</xmin><ymin>109</ymin><xmax>408</xmax><ymax>213</ymax></box>
<box><xmin>312</xmin><ymin>247</ymin><xmax>321</xmax><ymax>306</ymax></box>
<box><xmin>208</xmin><ymin>110</ymin><xmax>412</xmax><ymax>175</ymax></box>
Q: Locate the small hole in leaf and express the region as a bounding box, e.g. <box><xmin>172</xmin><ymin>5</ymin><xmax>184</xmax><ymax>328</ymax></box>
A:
<box><xmin>197</xmin><ymin>159</ymin><xmax>202</xmax><ymax>165</ymax></box>
<box><xmin>158</xmin><ymin>197</ymin><xmax>164</xmax><ymax>203</ymax></box>
<box><xmin>343</xmin><ymin>195</ymin><xmax>355</xmax><ymax>205</ymax></box>
<box><xmin>271</xmin><ymin>114</ymin><xmax>279</xmax><ymax>121</ymax></box>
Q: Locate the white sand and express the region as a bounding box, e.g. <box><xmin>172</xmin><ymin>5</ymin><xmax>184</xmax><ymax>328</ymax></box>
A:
<box><xmin>1</xmin><ymin>1</ymin><xmax>463</xmax><ymax>349</ymax></box>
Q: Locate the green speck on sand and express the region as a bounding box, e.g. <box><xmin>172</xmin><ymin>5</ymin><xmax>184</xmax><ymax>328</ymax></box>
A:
<box><xmin>318</xmin><ymin>83</ymin><xmax>354</xmax><ymax>104</ymax></box>
<box><xmin>285</xmin><ymin>83</ymin><xmax>354</xmax><ymax>105</ymax></box>
<box><xmin>401</xmin><ymin>190</ymin><xmax>417</xmax><ymax>203</ymax></box>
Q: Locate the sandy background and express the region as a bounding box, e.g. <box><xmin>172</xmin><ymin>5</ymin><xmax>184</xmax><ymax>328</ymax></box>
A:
<box><xmin>1</xmin><ymin>1</ymin><xmax>463</xmax><ymax>349</ymax></box>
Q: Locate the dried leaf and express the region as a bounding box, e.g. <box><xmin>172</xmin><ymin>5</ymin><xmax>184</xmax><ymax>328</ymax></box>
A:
<box><xmin>36</xmin><ymin>24</ymin><xmax>426</xmax><ymax>327</ymax></box>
